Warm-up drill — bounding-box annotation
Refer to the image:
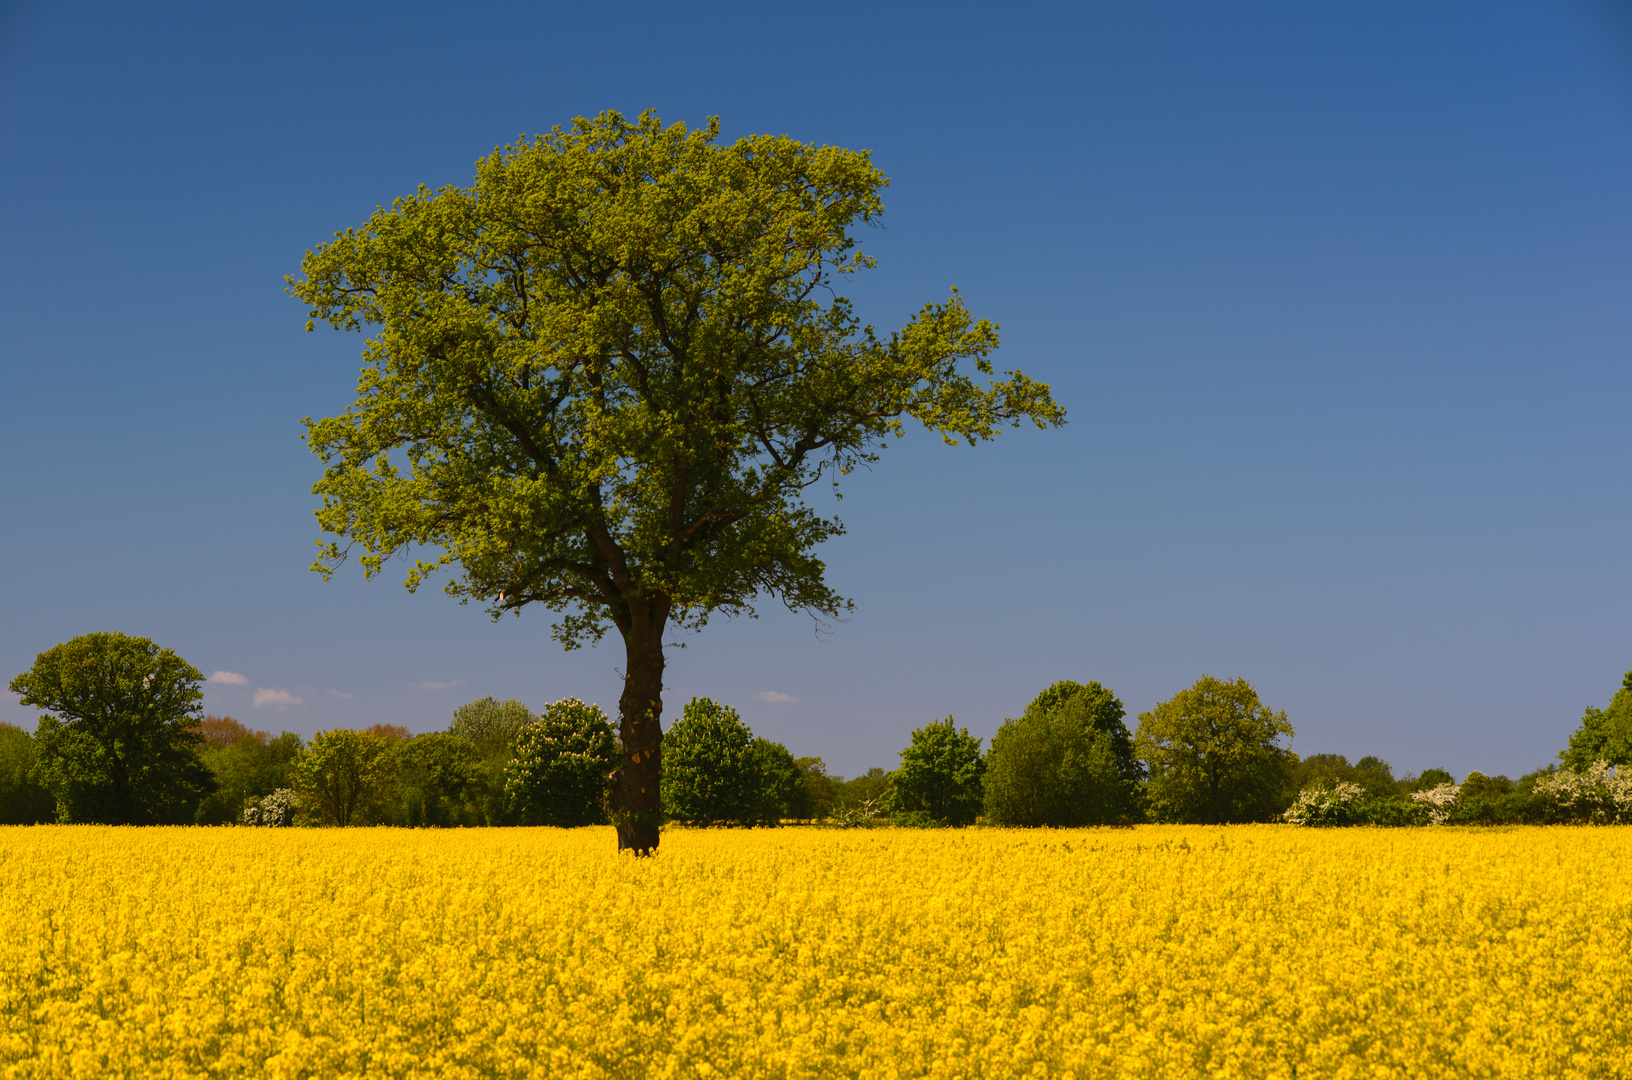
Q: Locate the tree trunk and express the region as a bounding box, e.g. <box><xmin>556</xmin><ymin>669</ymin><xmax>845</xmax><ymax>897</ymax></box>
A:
<box><xmin>609</xmin><ymin>606</ymin><xmax>667</xmax><ymax>854</ymax></box>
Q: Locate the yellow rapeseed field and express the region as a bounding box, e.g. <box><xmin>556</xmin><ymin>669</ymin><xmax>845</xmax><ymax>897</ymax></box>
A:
<box><xmin>0</xmin><ymin>825</ymin><xmax>1626</xmax><ymax>1079</ymax></box>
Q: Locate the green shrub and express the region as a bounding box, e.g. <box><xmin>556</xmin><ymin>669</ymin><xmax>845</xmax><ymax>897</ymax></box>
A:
<box><xmin>505</xmin><ymin>699</ymin><xmax>618</xmax><ymax>826</ymax></box>
<box><xmin>889</xmin><ymin>717</ymin><xmax>984</xmax><ymax>827</ymax></box>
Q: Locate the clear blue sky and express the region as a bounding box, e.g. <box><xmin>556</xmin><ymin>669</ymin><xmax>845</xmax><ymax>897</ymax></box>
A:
<box><xmin>2</xmin><ymin>1</ymin><xmax>1628</xmax><ymax>781</ymax></box>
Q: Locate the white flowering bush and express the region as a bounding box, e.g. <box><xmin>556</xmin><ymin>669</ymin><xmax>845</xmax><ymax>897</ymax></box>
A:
<box><xmin>1284</xmin><ymin>782</ymin><xmax>1366</xmax><ymax>826</ymax></box>
<box><xmin>1532</xmin><ymin>761</ymin><xmax>1632</xmax><ymax>824</ymax></box>
<box><xmin>1409</xmin><ymin>782</ymin><xmax>1461</xmax><ymax>825</ymax></box>
<box><xmin>241</xmin><ymin>788</ymin><xmax>297</xmax><ymax>827</ymax></box>
<box><xmin>505</xmin><ymin>699</ymin><xmax>618</xmax><ymax>826</ymax></box>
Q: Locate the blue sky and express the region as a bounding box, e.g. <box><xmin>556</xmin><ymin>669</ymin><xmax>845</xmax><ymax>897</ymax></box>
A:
<box><xmin>1</xmin><ymin>1</ymin><xmax>1628</xmax><ymax>780</ymax></box>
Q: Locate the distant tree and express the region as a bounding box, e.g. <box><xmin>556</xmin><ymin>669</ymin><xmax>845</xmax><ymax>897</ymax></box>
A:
<box><xmin>984</xmin><ymin>681</ymin><xmax>1141</xmax><ymax>827</ymax></box>
<box><xmin>1559</xmin><ymin>669</ymin><xmax>1632</xmax><ymax>770</ymax></box>
<box><xmin>748</xmin><ymin>739</ymin><xmax>802</xmax><ymax>825</ymax></box>
<box><xmin>450</xmin><ymin>697</ymin><xmax>535</xmax><ymax>756</ymax></box>
<box><xmin>1441</xmin><ymin>770</ymin><xmax>1544</xmax><ymax>825</ymax></box>
<box><xmin>291</xmin><ymin>110</ymin><xmax>1065</xmax><ymax>853</ymax></box>
<box><xmin>1401</xmin><ymin>767</ymin><xmax>1455</xmax><ymax>793</ymax></box>
<box><xmin>1352</xmin><ymin>755</ymin><xmax>1396</xmax><ymax>794</ymax></box>
<box><xmin>0</xmin><ymin>724</ymin><xmax>55</xmax><ymax>825</ymax></box>
<box><xmin>448</xmin><ymin>697</ymin><xmax>536</xmax><ymax>826</ymax></box>
<box><xmin>1023</xmin><ymin>681</ymin><xmax>1142</xmax><ymax>784</ymax></box>
<box><xmin>506</xmin><ymin>698</ymin><xmax>619</xmax><ymax>826</ymax></box>
<box><xmin>195</xmin><ymin>720</ymin><xmax>303</xmax><ymax>825</ymax></box>
<box><xmin>201</xmin><ymin>715</ymin><xmax>270</xmax><ymax>746</ymax></box>
<box><xmin>1135</xmin><ymin>675</ymin><xmax>1295</xmax><ymax>824</ymax></box>
<box><xmin>835</xmin><ymin>767</ymin><xmax>890</xmax><ymax>814</ymax></box>
<box><xmin>1290</xmin><ymin>753</ymin><xmax>1351</xmax><ymax>794</ymax></box>
<box><xmin>889</xmin><ymin>717</ymin><xmax>985</xmax><ymax>826</ymax></box>
<box><xmin>9</xmin><ymin>633</ymin><xmax>216</xmax><ymax>824</ymax></box>
<box><xmin>387</xmin><ymin>733</ymin><xmax>485</xmax><ymax>826</ymax></box>
<box><xmin>791</xmin><ymin>756</ymin><xmax>837</xmax><ymax>819</ymax></box>
<box><xmin>1289</xmin><ymin>752</ymin><xmax>1398</xmax><ymax>800</ymax></box>
<box><xmin>983</xmin><ymin>704</ymin><xmax>1123</xmax><ymax>827</ymax></box>
<box><xmin>661</xmin><ymin>698</ymin><xmax>761</xmax><ymax>826</ymax></box>
<box><xmin>292</xmin><ymin>729</ymin><xmax>391</xmax><ymax>826</ymax></box>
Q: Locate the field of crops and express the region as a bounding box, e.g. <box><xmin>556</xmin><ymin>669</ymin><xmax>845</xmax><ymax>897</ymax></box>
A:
<box><xmin>0</xmin><ymin>826</ymin><xmax>1626</xmax><ymax>1079</ymax></box>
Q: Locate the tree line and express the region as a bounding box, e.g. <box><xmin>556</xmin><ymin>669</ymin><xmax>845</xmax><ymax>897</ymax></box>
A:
<box><xmin>3</xmin><ymin>632</ymin><xmax>1629</xmax><ymax>827</ymax></box>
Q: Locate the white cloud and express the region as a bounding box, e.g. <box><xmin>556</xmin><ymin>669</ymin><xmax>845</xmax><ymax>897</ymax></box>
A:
<box><xmin>252</xmin><ymin>688</ymin><xmax>305</xmax><ymax>709</ymax></box>
<box><xmin>754</xmin><ymin>690</ymin><xmax>797</xmax><ymax>704</ymax></box>
<box><xmin>326</xmin><ymin>688</ymin><xmax>355</xmax><ymax>701</ymax></box>
<box><xmin>209</xmin><ymin>671</ymin><xmax>250</xmax><ymax>686</ymax></box>
<box><xmin>408</xmin><ymin>679</ymin><xmax>462</xmax><ymax>693</ymax></box>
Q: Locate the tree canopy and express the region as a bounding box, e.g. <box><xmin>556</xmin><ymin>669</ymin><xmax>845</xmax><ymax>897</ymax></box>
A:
<box><xmin>8</xmin><ymin>632</ymin><xmax>215</xmax><ymax>824</ymax></box>
<box><xmin>660</xmin><ymin>697</ymin><xmax>764</xmax><ymax>826</ymax></box>
<box><xmin>985</xmin><ymin>685</ymin><xmax>1130</xmax><ymax>827</ymax></box>
<box><xmin>889</xmin><ymin>717</ymin><xmax>985</xmax><ymax>826</ymax></box>
<box><xmin>293</xmin><ymin>728</ymin><xmax>390</xmax><ymax>827</ymax></box>
<box><xmin>290</xmin><ymin>110</ymin><xmax>1064</xmax><ymax>851</ymax></box>
<box><xmin>449</xmin><ymin>696</ymin><xmax>535</xmax><ymax>757</ymax></box>
<box><xmin>506</xmin><ymin>698</ymin><xmax>619</xmax><ymax>826</ymax></box>
<box><xmin>1134</xmin><ymin>675</ymin><xmax>1295</xmax><ymax>824</ymax></box>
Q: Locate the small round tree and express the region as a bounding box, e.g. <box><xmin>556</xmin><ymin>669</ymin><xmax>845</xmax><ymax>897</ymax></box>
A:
<box><xmin>1135</xmin><ymin>675</ymin><xmax>1295</xmax><ymax>824</ymax></box>
<box><xmin>661</xmin><ymin>698</ymin><xmax>761</xmax><ymax>826</ymax></box>
<box><xmin>449</xmin><ymin>696</ymin><xmax>535</xmax><ymax>756</ymax></box>
<box><xmin>889</xmin><ymin>717</ymin><xmax>985</xmax><ymax>826</ymax></box>
<box><xmin>983</xmin><ymin>709</ymin><xmax>1122</xmax><ymax>827</ymax></box>
<box><xmin>505</xmin><ymin>699</ymin><xmax>618</xmax><ymax>826</ymax></box>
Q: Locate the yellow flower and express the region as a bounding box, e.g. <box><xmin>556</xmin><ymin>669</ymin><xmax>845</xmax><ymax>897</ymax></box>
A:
<box><xmin>0</xmin><ymin>825</ymin><xmax>1626</xmax><ymax>1078</ymax></box>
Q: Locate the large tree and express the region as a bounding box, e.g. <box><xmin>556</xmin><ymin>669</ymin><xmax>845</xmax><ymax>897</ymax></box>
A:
<box><xmin>290</xmin><ymin>110</ymin><xmax>1064</xmax><ymax>852</ymax></box>
<box><xmin>1135</xmin><ymin>675</ymin><xmax>1295</xmax><ymax>824</ymax></box>
<box><xmin>8</xmin><ymin>632</ymin><xmax>216</xmax><ymax>824</ymax></box>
